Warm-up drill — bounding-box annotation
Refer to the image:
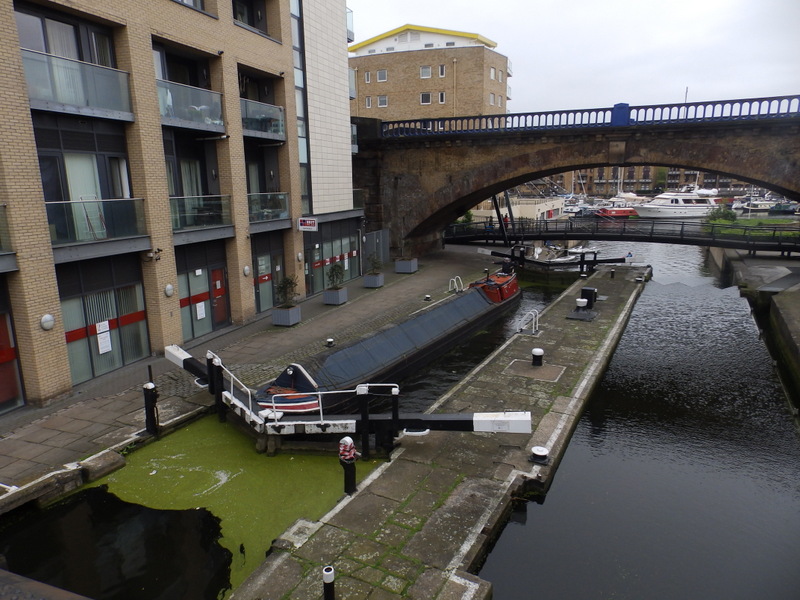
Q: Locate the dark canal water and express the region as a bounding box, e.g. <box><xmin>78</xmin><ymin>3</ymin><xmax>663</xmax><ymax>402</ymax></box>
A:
<box><xmin>480</xmin><ymin>242</ymin><xmax>800</xmax><ymax>599</ymax></box>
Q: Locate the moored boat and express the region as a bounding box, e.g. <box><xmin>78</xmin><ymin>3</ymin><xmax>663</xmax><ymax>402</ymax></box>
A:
<box><xmin>633</xmin><ymin>185</ymin><xmax>719</xmax><ymax>218</ymax></box>
<box><xmin>253</xmin><ymin>270</ymin><xmax>520</xmax><ymax>415</ymax></box>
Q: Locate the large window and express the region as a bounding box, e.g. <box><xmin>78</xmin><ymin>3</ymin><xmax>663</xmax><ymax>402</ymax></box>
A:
<box><xmin>377</xmin><ymin>69</ymin><xmax>387</xmax><ymax>82</ymax></box>
<box><xmin>233</xmin><ymin>0</ymin><xmax>267</xmax><ymax>34</ymax></box>
<box><xmin>377</xmin><ymin>95</ymin><xmax>388</xmax><ymax>107</ymax></box>
<box><xmin>420</xmin><ymin>66</ymin><xmax>431</xmax><ymax>79</ymax></box>
<box><xmin>420</xmin><ymin>92</ymin><xmax>431</xmax><ymax>105</ymax></box>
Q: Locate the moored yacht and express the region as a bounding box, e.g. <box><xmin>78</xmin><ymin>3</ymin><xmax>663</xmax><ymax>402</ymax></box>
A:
<box><xmin>633</xmin><ymin>185</ymin><xmax>719</xmax><ymax>218</ymax></box>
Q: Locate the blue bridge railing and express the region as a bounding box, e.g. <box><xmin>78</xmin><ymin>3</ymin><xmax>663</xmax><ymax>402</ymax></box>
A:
<box><xmin>381</xmin><ymin>94</ymin><xmax>800</xmax><ymax>138</ymax></box>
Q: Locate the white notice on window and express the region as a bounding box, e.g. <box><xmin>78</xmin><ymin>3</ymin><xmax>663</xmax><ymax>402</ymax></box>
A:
<box><xmin>97</xmin><ymin>331</ymin><xmax>112</xmax><ymax>354</ymax></box>
<box><xmin>196</xmin><ymin>302</ymin><xmax>206</xmax><ymax>320</ymax></box>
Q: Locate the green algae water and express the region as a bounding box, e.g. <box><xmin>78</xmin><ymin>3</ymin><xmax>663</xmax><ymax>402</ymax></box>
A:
<box><xmin>92</xmin><ymin>416</ymin><xmax>379</xmax><ymax>596</ymax></box>
<box><xmin>0</xmin><ymin>415</ymin><xmax>379</xmax><ymax>599</ymax></box>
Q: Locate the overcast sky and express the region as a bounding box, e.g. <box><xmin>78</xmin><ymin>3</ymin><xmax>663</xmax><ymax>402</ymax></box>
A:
<box><xmin>346</xmin><ymin>0</ymin><xmax>800</xmax><ymax>113</ymax></box>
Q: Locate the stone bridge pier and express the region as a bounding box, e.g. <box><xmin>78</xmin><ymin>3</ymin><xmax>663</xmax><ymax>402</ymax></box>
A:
<box><xmin>352</xmin><ymin>116</ymin><xmax>800</xmax><ymax>257</ymax></box>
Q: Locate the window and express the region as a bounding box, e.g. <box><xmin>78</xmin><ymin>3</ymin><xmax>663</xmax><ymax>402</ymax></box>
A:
<box><xmin>490</xmin><ymin>67</ymin><xmax>496</xmax><ymax>80</ymax></box>
<box><xmin>365</xmin><ymin>96</ymin><xmax>372</xmax><ymax>108</ymax></box>
<box><xmin>177</xmin><ymin>0</ymin><xmax>204</xmax><ymax>8</ymax></box>
<box><xmin>438</xmin><ymin>64</ymin><xmax>446</xmax><ymax>77</ymax></box>
<box><xmin>489</xmin><ymin>92</ymin><xmax>495</xmax><ymax>105</ymax></box>
<box><xmin>420</xmin><ymin>65</ymin><xmax>431</xmax><ymax>79</ymax></box>
<box><xmin>377</xmin><ymin>69</ymin><xmax>387</xmax><ymax>82</ymax></box>
<box><xmin>424</xmin><ymin>43</ymin><xmax>434</xmax><ymax>48</ymax></box>
<box><xmin>498</xmin><ymin>70</ymin><xmax>504</xmax><ymax>83</ymax></box>
<box><xmin>498</xmin><ymin>96</ymin><xmax>503</xmax><ymax>107</ymax></box>
<box><xmin>385</xmin><ymin>46</ymin><xmax>394</xmax><ymax>51</ymax></box>
<box><xmin>420</xmin><ymin>92</ymin><xmax>431</xmax><ymax>105</ymax></box>
<box><xmin>377</xmin><ymin>95</ymin><xmax>388</xmax><ymax>107</ymax></box>
<box><xmin>438</xmin><ymin>91</ymin><xmax>446</xmax><ymax>104</ymax></box>
<box><xmin>364</xmin><ymin>71</ymin><xmax>371</xmax><ymax>83</ymax></box>
<box><xmin>233</xmin><ymin>0</ymin><xmax>267</xmax><ymax>33</ymax></box>
<box><xmin>445</xmin><ymin>41</ymin><xmax>455</xmax><ymax>46</ymax></box>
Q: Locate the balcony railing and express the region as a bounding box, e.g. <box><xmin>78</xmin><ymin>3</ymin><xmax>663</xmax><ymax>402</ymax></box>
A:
<box><xmin>0</xmin><ymin>205</ymin><xmax>11</xmax><ymax>252</ymax></box>
<box><xmin>21</xmin><ymin>49</ymin><xmax>132</xmax><ymax>120</ymax></box>
<box><xmin>46</xmin><ymin>198</ymin><xmax>146</xmax><ymax>245</ymax></box>
<box><xmin>248</xmin><ymin>192</ymin><xmax>289</xmax><ymax>223</ymax></box>
<box><xmin>171</xmin><ymin>195</ymin><xmax>231</xmax><ymax>231</ymax></box>
<box><xmin>157</xmin><ymin>80</ymin><xmax>224</xmax><ymax>132</ymax></box>
<box><xmin>240</xmin><ymin>99</ymin><xmax>285</xmax><ymax>140</ymax></box>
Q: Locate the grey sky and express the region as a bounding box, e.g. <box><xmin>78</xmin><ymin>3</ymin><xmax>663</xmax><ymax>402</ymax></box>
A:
<box><xmin>346</xmin><ymin>0</ymin><xmax>800</xmax><ymax>112</ymax></box>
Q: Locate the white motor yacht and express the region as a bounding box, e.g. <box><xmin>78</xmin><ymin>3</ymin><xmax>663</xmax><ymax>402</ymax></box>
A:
<box><xmin>633</xmin><ymin>186</ymin><xmax>719</xmax><ymax>218</ymax></box>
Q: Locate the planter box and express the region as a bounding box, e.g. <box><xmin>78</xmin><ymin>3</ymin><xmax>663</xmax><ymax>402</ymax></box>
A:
<box><xmin>272</xmin><ymin>305</ymin><xmax>301</xmax><ymax>326</ymax></box>
<box><xmin>363</xmin><ymin>273</ymin><xmax>384</xmax><ymax>288</ymax></box>
<box><xmin>395</xmin><ymin>258</ymin><xmax>418</xmax><ymax>274</ymax></box>
<box><xmin>323</xmin><ymin>287</ymin><xmax>348</xmax><ymax>305</ymax></box>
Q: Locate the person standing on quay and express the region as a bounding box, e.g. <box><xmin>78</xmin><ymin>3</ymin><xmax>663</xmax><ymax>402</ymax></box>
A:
<box><xmin>338</xmin><ymin>436</ymin><xmax>361</xmax><ymax>495</ymax></box>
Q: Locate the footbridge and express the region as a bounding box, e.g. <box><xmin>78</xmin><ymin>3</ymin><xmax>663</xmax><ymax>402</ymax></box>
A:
<box><xmin>444</xmin><ymin>218</ymin><xmax>800</xmax><ymax>255</ymax></box>
<box><xmin>351</xmin><ymin>95</ymin><xmax>800</xmax><ymax>256</ymax></box>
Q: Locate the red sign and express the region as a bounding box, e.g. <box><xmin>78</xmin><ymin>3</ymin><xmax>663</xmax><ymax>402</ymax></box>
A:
<box><xmin>298</xmin><ymin>217</ymin><xmax>318</xmax><ymax>231</ymax></box>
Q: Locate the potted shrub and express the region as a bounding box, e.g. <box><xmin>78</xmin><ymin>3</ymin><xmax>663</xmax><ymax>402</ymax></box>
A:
<box><xmin>363</xmin><ymin>253</ymin><xmax>384</xmax><ymax>288</ymax></box>
<box><xmin>323</xmin><ymin>261</ymin><xmax>348</xmax><ymax>305</ymax></box>
<box><xmin>272</xmin><ymin>273</ymin><xmax>301</xmax><ymax>326</ymax></box>
<box><xmin>394</xmin><ymin>257</ymin><xmax>418</xmax><ymax>274</ymax></box>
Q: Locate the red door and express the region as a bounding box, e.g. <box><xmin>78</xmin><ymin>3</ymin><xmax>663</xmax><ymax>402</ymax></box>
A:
<box><xmin>210</xmin><ymin>268</ymin><xmax>229</xmax><ymax>328</ymax></box>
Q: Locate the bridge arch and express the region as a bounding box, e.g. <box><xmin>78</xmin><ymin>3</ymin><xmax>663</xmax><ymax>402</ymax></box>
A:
<box><xmin>353</xmin><ymin>108</ymin><xmax>800</xmax><ymax>256</ymax></box>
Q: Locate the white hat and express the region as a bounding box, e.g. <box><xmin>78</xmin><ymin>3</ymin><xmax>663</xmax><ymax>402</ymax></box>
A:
<box><xmin>340</xmin><ymin>436</ymin><xmax>353</xmax><ymax>445</ymax></box>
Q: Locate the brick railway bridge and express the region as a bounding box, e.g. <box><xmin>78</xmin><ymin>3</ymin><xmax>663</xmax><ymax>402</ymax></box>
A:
<box><xmin>351</xmin><ymin>95</ymin><xmax>800</xmax><ymax>257</ymax></box>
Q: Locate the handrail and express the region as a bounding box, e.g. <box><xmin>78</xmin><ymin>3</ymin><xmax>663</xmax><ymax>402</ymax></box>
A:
<box><xmin>381</xmin><ymin>94</ymin><xmax>800</xmax><ymax>138</ymax></box>
<box><xmin>207</xmin><ymin>351</ymin><xmax>256</xmax><ymax>419</ymax></box>
<box><xmin>448</xmin><ymin>276</ymin><xmax>464</xmax><ymax>293</ymax></box>
<box><xmin>517</xmin><ymin>310</ymin><xmax>540</xmax><ymax>334</ymax></box>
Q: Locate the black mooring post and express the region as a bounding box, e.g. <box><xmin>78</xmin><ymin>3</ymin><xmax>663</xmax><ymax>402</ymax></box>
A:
<box><xmin>213</xmin><ymin>359</ymin><xmax>226</xmax><ymax>422</ymax></box>
<box><xmin>322</xmin><ymin>565</ymin><xmax>335</xmax><ymax>600</ymax></box>
<box><xmin>360</xmin><ymin>394</ymin><xmax>370</xmax><ymax>460</ymax></box>
<box><xmin>143</xmin><ymin>382</ymin><xmax>159</xmax><ymax>436</ymax></box>
<box><xmin>206</xmin><ymin>355</ymin><xmax>216</xmax><ymax>396</ymax></box>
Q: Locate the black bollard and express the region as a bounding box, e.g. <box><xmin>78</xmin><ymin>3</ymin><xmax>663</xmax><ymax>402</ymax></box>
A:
<box><xmin>322</xmin><ymin>565</ymin><xmax>336</xmax><ymax>600</ymax></box>
<box><xmin>213</xmin><ymin>358</ymin><xmax>227</xmax><ymax>422</ymax></box>
<box><xmin>143</xmin><ymin>382</ymin><xmax>159</xmax><ymax>436</ymax></box>
<box><xmin>531</xmin><ymin>348</ymin><xmax>544</xmax><ymax>367</ymax></box>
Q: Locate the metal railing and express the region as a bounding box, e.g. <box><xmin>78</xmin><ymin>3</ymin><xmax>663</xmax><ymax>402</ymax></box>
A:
<box><xmin>170</xmin><ymin>195</ymin><xmax>231</xmax><ymax>231</ymax></box>
<box><xmin>21</xmin><ymin>49</ymin><xmax>132</xmax><ymax>118</ymax></box>
<box><xmin>248</xmin><ymin>192</ymin><xmax>289</xmax><ymax>223</ymax></box>
<box><xmin>382</xmin><ymin>94</ymin><xmax>800</xmax><ymax>138</ymax></box>
<box><xmin>157</xmin><ymin>79</ymin><xmax>224</xmax><ymax>131</ymax></box>
<box><xmin>46</xmin><ymin>198</ymin><xmax>146</xmax><ymax>245</ymax></box>
<box><xmin>445</xmin><ymin>217</ymin><xmax>800</xmax><ymax>253</ymax></box>
<box><xmin>240</xmin><ymin>98</ymin><xmax>285</xmax><ymax>140</ymax></box>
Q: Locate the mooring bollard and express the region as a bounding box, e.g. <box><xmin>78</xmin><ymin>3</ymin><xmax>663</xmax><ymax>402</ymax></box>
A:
<box><xmin>322</xmin><ymin>565</ymin><xmax>335</xmax><ymax>600</ymax></box>
<box><xmin>143</xmin><ymin>382</ymin><xmax>159</xmax><ymax>436</ymax></box>
<box><xmin>531</xmin><ymin>348</ymin><xmax>544</xmax><ymax>367</ymax></box>
<box><xmin>610</xmin><ymin>268</ymin><xmax>615</xmax><ymax>279</ymax></box>
<box><xmin>528</xmin><ymin>445</ymin><xmax>550</xmax><ymax>464</ymax></box>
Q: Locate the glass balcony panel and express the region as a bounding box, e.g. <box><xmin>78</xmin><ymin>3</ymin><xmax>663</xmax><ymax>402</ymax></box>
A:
<box><xmin>240</xmin><ymin>99</ymin><xmax>285</xmax><ymax>140</ymax></box>
<box><xmin>0</xmin><ymin>205</ymin><xmax>11</xmax><ymax>252</ymax></box>
<box><xmin>46</xmin><ymin>198</ymin><xmax>146</xmax><ymax>245</ymax></box>
<box><xmin>170</xmin><ymin>195</ymin><xmax>232</xmax><ymax>231</ymax></box>
<box><xmin>157</xmin><ymin>80</ymin><xmax>224</xmax><ymax>130</ymax></box>
<box><xmin>22</xmin><ymin>49</ymin><xmax>132</xmax><ymax>117</ymax></box>
<box><xmin>248</xmin><ymin>193</ymin><xmax>289</xmax><ymax>223</ymax></box>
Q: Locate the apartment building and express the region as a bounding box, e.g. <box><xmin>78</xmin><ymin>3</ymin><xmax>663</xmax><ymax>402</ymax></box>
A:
<box><xmin>349</xmin><ymin>24</ymin><xmax>511</xmax><ymax>121</ymax></box>
<box><xmin>0</xmin><ymin>0</ymin><xmax>360</xmax><ymax>410</ymax></box>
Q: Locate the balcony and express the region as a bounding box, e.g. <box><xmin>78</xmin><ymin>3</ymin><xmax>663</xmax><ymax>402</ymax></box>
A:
<box><xmin>21</xmin><ymin>49</ymin><xmax>133</xmax><ymax>121</ymax></box>
<box><xmin>248</xmin><ymin>193</ymin><xmax>289</xmax><ymax>223</ymax></box>
<box><xmin>240</xmin><ymin>99</ymin><xmax>285</xmax><ymax>140</ymax></box>
<box><xmin>46</xmin><ymin>198</ymin><xmax>146</xmax><ymax>245</ymax></box>
<box><xmin>157</xmin><ymin>80</ymin><xmax>224</xmax><ymax>132</ymax></box>
<box><xmin>171</xmin><ymin>195</ymin><xmax>231</xmax><ymax>231</ymax></box>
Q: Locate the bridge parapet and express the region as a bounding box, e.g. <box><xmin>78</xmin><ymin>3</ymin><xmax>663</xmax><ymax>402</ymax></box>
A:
<box><xmin>381</xmin><ymin>94</ymin><xmax>800</xmax><ymax>138</ymax></box>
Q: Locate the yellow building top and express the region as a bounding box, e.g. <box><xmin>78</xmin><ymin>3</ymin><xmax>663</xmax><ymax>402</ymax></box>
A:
<box><xmin>349</xmin><ymin>24</ymin><xmax>497</xmax><ymax>52</ymax></box>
